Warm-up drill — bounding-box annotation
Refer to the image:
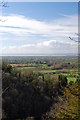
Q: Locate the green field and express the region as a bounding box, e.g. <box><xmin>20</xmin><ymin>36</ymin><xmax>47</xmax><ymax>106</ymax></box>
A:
<box><xmin>67</xmin><ymin>70</ymin><xmax>73</xmax><ymax>74</ymax></box>
<box><xmin>13</xmin><ymin>65</ymin><xmax>78</xmax><ymax>84</ymax></box>
<box><xmin>40</xmin><ymin>70</ymin><xmax>56</xmax><ymax>73</ymax></box>
<box><xmin>67</xmin><ymin>69</ymin><xmax>79</xmax><ymax>74</ymax></box>
<box><xmin>41</xmin><ymin>64</ymin><xmax>48</xmax><ymax>68</ymax></box>
<box><xmin>16</xmin><ymin>66</ymin><xmax>36</xmax><ymax>69</ymax></box>
<box><xmin>67</xmin><ymin>77</ymin><xmax>77</xmax><ymax>83</ymax></box>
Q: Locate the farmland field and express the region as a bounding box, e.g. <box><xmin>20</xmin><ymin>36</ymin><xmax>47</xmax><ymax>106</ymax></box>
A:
<box><xmin>17</xmin><ymin>66</ymin><xmax>36</xmax><ymax>69</ymax></box>
<box><xmin>6</xmin><ymin>56</ymin><xmax>79</xmax><ymax>84</ymax></box>
<box><xmin>40</xmin><ymin>70</ymin><xmax>56</xmax><ymax>73</ymax></box>
<box><xmin>67</xmin><ymin>77</ymin><xmax>77</xmax><ymax>83</ymax></box>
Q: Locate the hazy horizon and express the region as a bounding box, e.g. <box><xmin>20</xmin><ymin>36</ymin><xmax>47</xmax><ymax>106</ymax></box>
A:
<box><xmin>1</xmin><ymin>53</ymin><xmax>78</xmax><ymax>57</ymax></box>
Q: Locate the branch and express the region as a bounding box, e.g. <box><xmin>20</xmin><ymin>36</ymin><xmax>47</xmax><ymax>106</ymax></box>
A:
<box><xmin>0</xmin><ymin>1</ymin><xmax>8</xmax><ymax>7</ymax></box>
<box><xmin>69</xmin><ymin>36</ymin><xmax>80</xmax><ymax>43</ymax></box>
<box><xmin>2</xmin><ymin>86</ymin><xmax>10</xmax><ymax>95</ymax></box>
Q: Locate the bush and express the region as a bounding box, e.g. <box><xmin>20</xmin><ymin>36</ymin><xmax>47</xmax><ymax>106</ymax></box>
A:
<box><xmin>2</xmin><ymin>69</ymin><xmax>56</xmax><ymax>119</ymax></box>
<box><xmin>58</xmin><ymin>75</ymin><xmax>67</xmax><ymax>87</ymax></box>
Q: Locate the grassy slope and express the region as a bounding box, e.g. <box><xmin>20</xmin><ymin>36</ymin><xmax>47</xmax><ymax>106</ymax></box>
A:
<box><xmin>42</xmin><ymin>82</ymin><xmax>79</xmax><ymax>120</ymax></box>
<box><xmin>56</xmin><ymin>82</ymin><xmax>79</xmax><ymax>119</ymax></box>
<box><xmin>40</xmin><ymin>70</ymin><xmax>56</xmax><ymax>73</ymax></box>
<box><xmin>67</xmin><ymin>77</ymin><xmax>77</xmax><ymax>83</ymax></box>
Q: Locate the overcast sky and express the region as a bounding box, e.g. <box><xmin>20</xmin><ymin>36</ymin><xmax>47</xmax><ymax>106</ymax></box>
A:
<box><xmin>0</xmin><ymin>2</ymin><xmax>78</xmax><ymax>56</ymax></box>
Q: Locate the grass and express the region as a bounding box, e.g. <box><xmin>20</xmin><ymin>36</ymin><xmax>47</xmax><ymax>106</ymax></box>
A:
<box><xmin>40</xmin><ymin>70</ymin><xmax>56</xmax><ymax>73</ymax></box>
<box><xmin>16</xmin><ymin>66</ymin><xmax>36</xmax><ymax>69</ymax></box>
<box><xmin>41</xmin><ymin>64</ymin><xmax>48</xmax><ymax>68</ymax></box>
<box><xmin>67</xmin><ymin>77</ymin><xmax>77</xmax><ymax>84</ymax></box>
<box><xmin>56</xmin><ymin>83</ymin><xmax>79</xmax><ymax>119</ymax></box>
<box><xmin>67</xmin><ymin>69</ymin><xmax>80</xmax><ymax>74</ymax></box>
<box><xmin>67</xmin><ymin>70</ymin><xmax>73</xmax><ymax>74</ymax></box>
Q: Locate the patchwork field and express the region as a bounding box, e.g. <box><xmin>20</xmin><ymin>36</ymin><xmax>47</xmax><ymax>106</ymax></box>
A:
<box><xmin>67</xmin><ymin>77</ymin><xmax>77</xmax><ymax>83</ymax></box>
<box><xmin>10</xmin><ymin>63</ymin><xmax>79</xmax><ymax>84</ymax></box>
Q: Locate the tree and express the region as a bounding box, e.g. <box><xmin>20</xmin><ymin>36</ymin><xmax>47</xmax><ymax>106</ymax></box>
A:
<box><xmin>2</xmin><ymin>62</ymin><xmax>12</xmax><ymax>73</ymax></box>
<box><xmin>0</xmin><ymin>1</ymin><xmax>8</xmax><ymax>7</ymax></box>
<box><xmin>58</xmin><ymin>75</ymin><xmax>67</xmax><ymax>87</ymax></box>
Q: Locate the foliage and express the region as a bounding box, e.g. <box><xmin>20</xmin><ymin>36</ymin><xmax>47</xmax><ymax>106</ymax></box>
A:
<box><xmin>56</xmin><ymin>82</ymin><xmax>79</xmax><ymax>119</ymax></box>
<box><xmin>2</xmin><ymin>61</ymin><xmax>12</xmax><ymax>73</ymax></box>
<box><xmin>67</xmin><ymin>77</ymin><xmax>77</xmax><ymax>84</ymax></box>
<box><xmin>2</xmin><ymin>63</ymin><xmax>59</xmax><ymax>119</ymax></box>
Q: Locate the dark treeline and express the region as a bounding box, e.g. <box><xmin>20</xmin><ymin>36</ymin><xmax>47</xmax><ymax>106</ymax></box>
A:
<box><xmin>2</xmin><ymin>56</ymin><xmax>78</xmax><ymax>64</ymax></box>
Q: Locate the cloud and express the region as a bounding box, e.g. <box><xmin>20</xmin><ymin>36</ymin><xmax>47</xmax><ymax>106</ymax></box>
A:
<box><xmin>2</xmin><ymin>39</ymin><xmax>78</xmax><ymax>55</ymax></box>
<box><xmin>37</xmin><ymin>40</ymin><xmax>57</xmax><ymax>47</ymax></box>
<box><xmin>0</xmin><ymin>14</ymin><xmax>78</xmax><ymax>36</ymax></box>
<box><xmin>0</xmin><ymin>14</ymin><xmax>78</xmax><ymax>55</ymax></box>
<box><xmin>0</xmin><ymin>14</ymin><xmax>54</xmax><ymax>35</ymax></box>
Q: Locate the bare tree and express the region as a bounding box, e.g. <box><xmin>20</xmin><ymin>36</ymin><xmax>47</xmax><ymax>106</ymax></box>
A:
<box><xmin>69</xmin><ymin>33</ymin><xmax>80</xmax><ymax>43</ymax></box>
<box><xmin>0</xmin><ymin>0</ymin><xmax>8</xmax><ymax>7</ymax></box>
<box><xmin>0</xmin><ymin>1</ymin><xmax>8</xmax><ymax>22</ymax></box>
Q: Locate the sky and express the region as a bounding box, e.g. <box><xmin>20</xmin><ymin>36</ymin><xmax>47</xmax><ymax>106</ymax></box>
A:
<box><xmin>0</xmin><ymin>2</ymin><xmax>78</xmax><ymax>56</ymax></box>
